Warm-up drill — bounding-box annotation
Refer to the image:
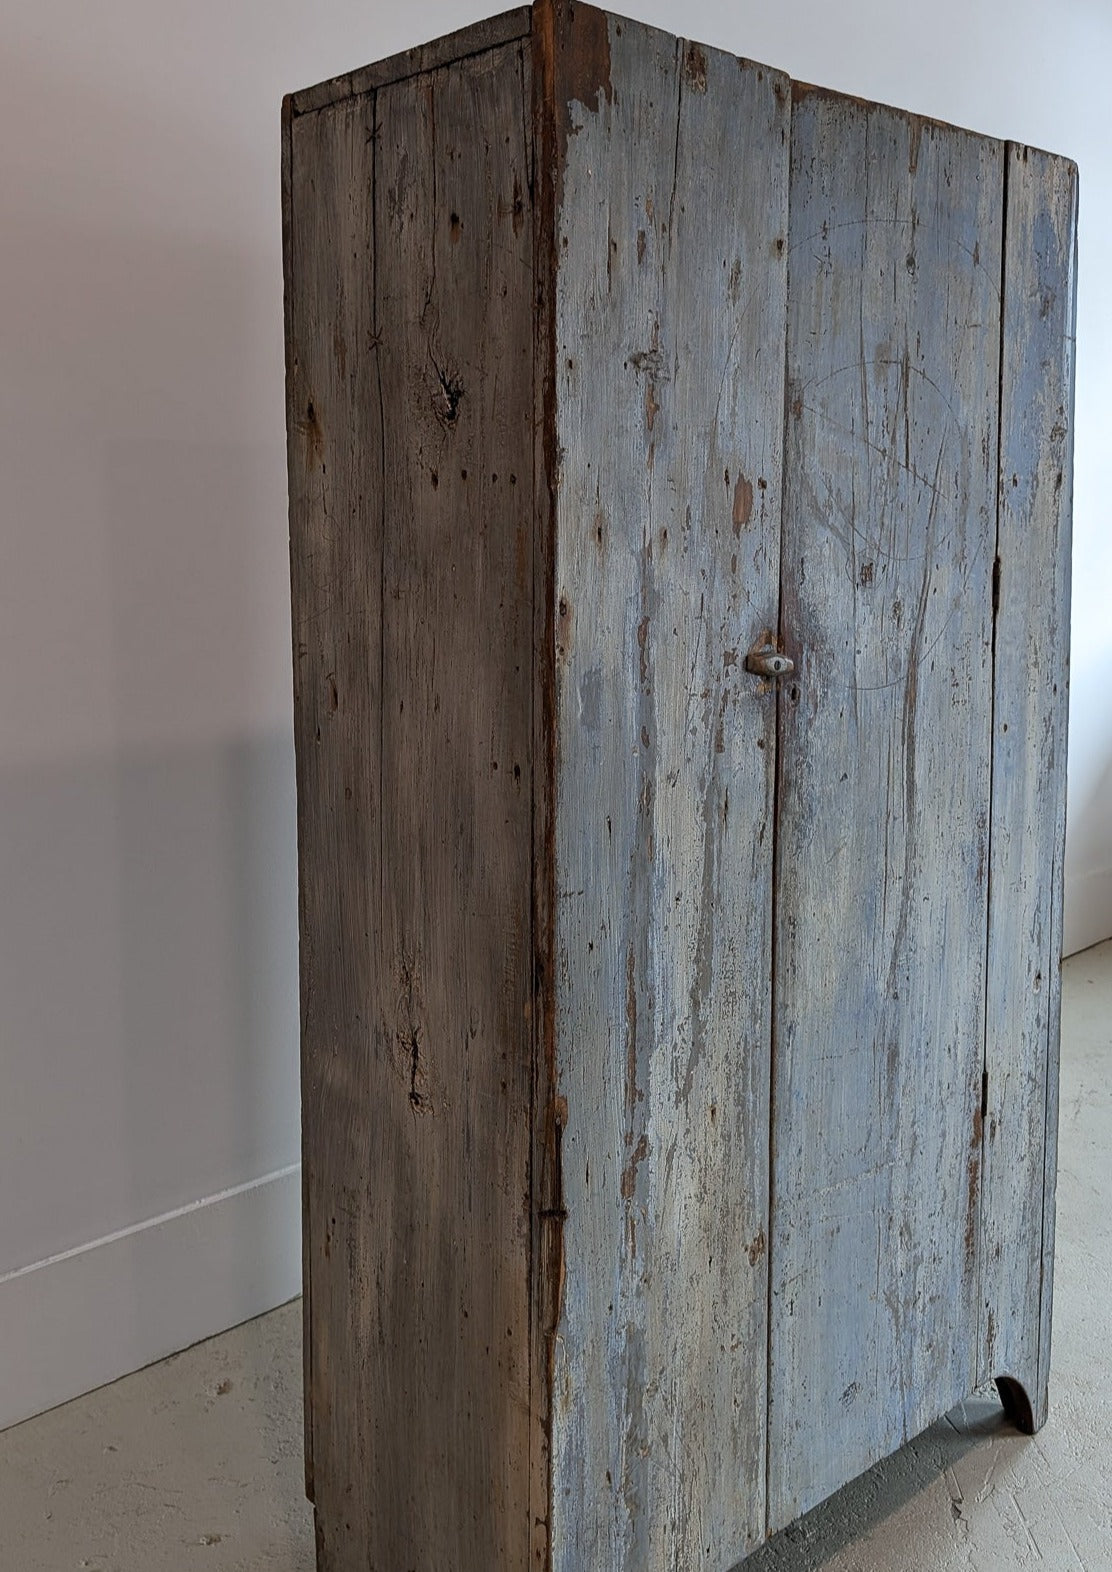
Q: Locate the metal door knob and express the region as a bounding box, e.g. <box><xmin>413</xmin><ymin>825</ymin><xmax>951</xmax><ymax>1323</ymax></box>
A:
<box><xmin>745</xmin><ymin>645</ymin><xmax>795</xmax><ymax>678</ymax></box>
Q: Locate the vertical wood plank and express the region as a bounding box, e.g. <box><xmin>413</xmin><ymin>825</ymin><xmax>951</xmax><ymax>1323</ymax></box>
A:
<box><xmin>286</xmin><ymin>38</ymin><xmax>536</xmax><ymax>1570</ymax></box>
<box><xmin>286</xmin><ymin>93</ymin><xmax>382</xmax><ymax>1560</ymax></box>
<box><xmin>369</xmin><ymin>41</ymin><xmax>535</xmax><ymax>1571</ymax></box>
<box><xmin>280</xmin><ymin>89</ymin><xmax>314</xmax><ymax>1507</ymax></box>
<box><xmin>530</xmin><ymin>9</ymin><xmax>561</xmax><ymax>1567</ymax></box>
<box><xmin>980</xmin><ymin>145</ymin><xmax>1077</xmax><ymax>1426</ymax></box>
<box><xmin>769</xmin><ymin>91</ymin><xmax>1003</xmax><ymax>1529</ymax></box>
<box><xmin>546</xmin><ymin>6</ymin><xmax>789</xmax><ymax>1564</ymax></box>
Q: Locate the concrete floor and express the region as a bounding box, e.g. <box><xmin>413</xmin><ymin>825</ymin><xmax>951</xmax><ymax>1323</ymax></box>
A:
<box><xmin>1</xmin><ymin>942</ymin><xmax>1109</xmax><ymax>1572</ymax></box>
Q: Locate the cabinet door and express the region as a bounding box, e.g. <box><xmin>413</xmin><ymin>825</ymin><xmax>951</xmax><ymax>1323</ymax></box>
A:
<box><xmin>548</xmin><ymin>18</ymin><xmax>789</xmax><ymax>1566</ymax></box>
<box><xmin>768</xmin><ymin>89</ymin><xmax>1003</xmax><ymax>1527</ymax></box>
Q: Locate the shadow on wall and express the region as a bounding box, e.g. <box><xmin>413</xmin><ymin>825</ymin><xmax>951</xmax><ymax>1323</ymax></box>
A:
<box><xmin>0</xmin><ymin>732</ymin><xmax>299</xmax><ymax>1268</ymax></box>
<box><xmin>0</xmin><ymin>31</ymin><xmax>299</xmax><ymax>1284</ymax></box>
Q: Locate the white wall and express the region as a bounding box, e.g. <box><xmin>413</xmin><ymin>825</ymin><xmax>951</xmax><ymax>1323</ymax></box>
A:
<box><xmin>0</xmin><ymin>0</ymin><xmax>1107</xmax><ymax>1428</ymax></box>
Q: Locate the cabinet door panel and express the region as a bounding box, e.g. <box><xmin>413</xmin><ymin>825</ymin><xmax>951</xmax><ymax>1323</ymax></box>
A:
<box><xmin>980</xmin><ymin>144</ymin><xmax>1076</xmax><ymax>1423</ymax></box>
<box><xmin>769</xmin><ymin>88</ymin><xmax>1003</xmax><ymax>1528</ymax></box>
<box><xmin>549</xmin><ymin>11</ymin><xmax>789</xmax><ymax>1565</ymax></box>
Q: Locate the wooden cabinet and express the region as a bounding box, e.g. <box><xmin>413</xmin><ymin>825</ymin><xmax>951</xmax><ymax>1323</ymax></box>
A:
<box><xmin>282</xmin><ymin>4</ymin><xmax>1077</xmax><ymax>1567</ymax></box>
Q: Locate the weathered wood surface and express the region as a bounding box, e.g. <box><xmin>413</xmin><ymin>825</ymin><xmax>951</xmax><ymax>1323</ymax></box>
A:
<box><xmin>286</xmin><ymin>9</ymin><xmax>1078</xmax><ymax>1565</ymax></box>
<box><xmin>290</xmin><ymin>7</ymin><xmax>532</xmax><ymax>116</ymax></box>
<box><xmin>530</xmin><ymin>12</ymin><xmax>561</xmax><ymax>1567</ymax></box>
<box><xmin>546</xmin><ymin>5</ymin><xmax>789</xmax><ymax>1564</ymax></box>
<box><xmin>286</xmin><ymin>38</ymin><xmax>536</xmax><ymax>1570</ymax></box>
<box><xmin>286</xmin><ymin>93</ymin><xmax>380</xmax><ymax>1535</ymax></box>
<box><xmin>980</xmin><ymin>144</ymin><xmax>1077</xmax><ymax>1427</ymax></box>
<box><xmin>768</xmin><ymin>89</ymin><xmax>1004</xmax><ymax>1529</ymax></box>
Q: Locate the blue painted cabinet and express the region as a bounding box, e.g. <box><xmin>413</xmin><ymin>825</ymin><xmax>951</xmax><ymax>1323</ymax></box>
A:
<box><xmin>283</xmin><ymin>5</ymin><xmax>1077</xmax><ymax>1567</ymax></box>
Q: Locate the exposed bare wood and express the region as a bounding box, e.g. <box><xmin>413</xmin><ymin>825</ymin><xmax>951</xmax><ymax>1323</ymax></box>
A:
<box><xmin>286</xmin><ymin>89</ymin><xmax>382</xmax><ymax>1565</ymax></box>
<box><xmin>290</xmin><ymin>7</ymin><xmax>532</xmax><ymax>116</ymax></box>
<box><xmin>286</xmin><ymin>38</ymin><xmax>535</xmax><ymax>1571</ymax></box>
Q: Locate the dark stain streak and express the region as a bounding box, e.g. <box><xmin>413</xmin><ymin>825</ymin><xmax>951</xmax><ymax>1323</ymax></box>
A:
<box><xmin>630</xmin><ymin>327</ymin><xmax>665</xmax><ymax>435</ymax></box>
<box><xmin>303</xmin><ymin>398</ymin><xmax>324</xmax><ymax>470</ymax></box>
<box><xmin>965</xmin><ymin>1152</ymin><xmax>981</xmax><ymax>1265</ymax></box>
<box><xmin>397</xmin><ymin>958</ymin><xmax>432</xmax><ymax>1114</ymax></box>
<box><xmin>557</xmin><ymin>594</ymin><xmax>572</xmax><ymax>663</ymax></box>
<box><xmin>683</xmin><ymin>43</ymin><xmax>708</xmax><ymax>92</ymax></box>
<box><xmin>732</xmin><ymin>473</ymin><xmax>754</xmax><ymax>533</ymax></box>
<box><xmin>408</xmin><ymin>1031</ymin><xmax>431</xmax><ymax>1112</ymax></box>
<box><xmin>427</xmin><ymin>336</ymin><xmax>464</xmax><ymax>427</ymax></box>
<box><xmin>621</xmin><ymin>1133</ymin><xmax>649</xmax><ymax>1200</ymax></box>
<box><xmin>625</xmin><ymin>943</ymin><xmax>639</xmax><ymax>1124</ymax></box>
<box><xmin>559</xmin><ymin>0</ymin><xmax>613</xmax><ymax>121</ymax></box>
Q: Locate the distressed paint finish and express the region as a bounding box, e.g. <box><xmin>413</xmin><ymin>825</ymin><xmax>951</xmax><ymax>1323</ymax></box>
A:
<box><xmin>286</xmin><ymin>37</ymin><xmax>536</xmax><ymax>1572</ymax></box>
<box><xmin>769</xmin><ymin>90</ymin><xmax>1003</xmax><ymax>1529</ymax></box>
<box><xmin>285</xmin><ymin>11</ymin><xmax>1078</xmax><ymax>1569</ymax></box>
<box><xmin>980</xmin><ymin>145</ymin><xmax>1077</xmax><ymax>1426</ymax></box>
<box><xmin>545</xmin><ymin>6</ymin><xmax>789</xmax><ymax>1565</ymax></box>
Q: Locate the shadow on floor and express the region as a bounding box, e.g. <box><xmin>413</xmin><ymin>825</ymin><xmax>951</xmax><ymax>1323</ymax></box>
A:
<box><xmin>732</xmin><ymin>1396</ymin><xmax>1011</xmax><ymax>1570</ymax></box>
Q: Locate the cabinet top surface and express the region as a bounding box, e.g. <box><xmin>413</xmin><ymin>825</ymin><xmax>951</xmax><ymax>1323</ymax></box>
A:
<box><xmin>282</xmin><ymin>0</ymin><xmax>1076</xmax><ymax>173</ymax></box>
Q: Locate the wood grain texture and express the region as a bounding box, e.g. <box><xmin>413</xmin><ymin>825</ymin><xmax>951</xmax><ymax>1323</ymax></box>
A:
<box><xmin>286</xmin><ymin>93</ymin><xmax>381</xmax><ymax>1552</ymax></box>
<box><xmin>530</xmin><ymin>9</ymin><xmax>561</xmax><ymax>1567</ymax></box>
<box><xmin>291</xmin><ymin>7</ymin><xmax>532</xmax><ymax>116</ymax></box>
<box><xmin>280</xmin><ymin>90</ymin><xmax>317</xmax><ymax>1509</ymax></box>
<box><xmin>768</xmin><ymin>89</ymin><xmax>1003</xmax><ymax>1529</ymax></box>
<box><xmin>285</xmin><ymin>38</ymin><xmax>536</xmax><ymax>1571</ymax></box>
<box><xmin>546</xmin><ymin>6</ymin><xmax>789</xmax><ymax>1565</ymax></box>
<box><xmin>980</xmin><ymin>144</ymin><xmax>1077</xmax><ymax>1426</ymax></box>
<box><xmin>286</xmin><ymin>11</ymin><xmax>1076</xmax><ymax>1564</ymax></box>
<box><xmin>371</xmin><ymin>40</ymin><xmax>535</xmax><ymax>1570</ymax></box>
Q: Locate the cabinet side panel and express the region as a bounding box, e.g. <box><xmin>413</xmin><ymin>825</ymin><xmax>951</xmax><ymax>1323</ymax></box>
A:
<box><xmin>372</xmin><ymin>41</ymin><xmax>536</xmax><ymax>1571</ymax></box>
<box><xmin>981</xmin><ymin>146</ymin><xmax>1077</xmax><ymax>1422</ymax></box>
<box><xmin>286</xmin><ymin>95</ymin><xmax>381</xmax><ymax>1546</ymax></box>
<box><xmin>291</xmin><ymin>6</ymin><xmax>532</xmax><ymax>114</ymax></box>
<box><xmin>547</xmin><ymin>8</ymin><xmax>789</xmax><ymax>1566</ymax></box>
<box><xmin>770</xmin><ymin>92</ymin><xmax>1003</xmax><ymax>1527</ymax></box>
<box><xmin>286</xmin><ymin>40</ymin><xmax>536</xmax><ymax>1571</ymax></box>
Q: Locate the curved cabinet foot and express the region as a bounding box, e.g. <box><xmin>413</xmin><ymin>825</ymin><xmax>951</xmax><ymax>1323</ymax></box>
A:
<box><xmin>995</xmin><ymin>1375</ymin><xmax>1041</xmax><ymax>1435</ymax></box>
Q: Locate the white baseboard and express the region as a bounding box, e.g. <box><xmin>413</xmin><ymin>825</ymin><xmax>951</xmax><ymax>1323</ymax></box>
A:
<box><xmin>1064</xmin><ymin>865</ymin><xmax>1112</xmax><ymax>958</ymax></box>
<box><xmin>0</xmin><ymin>1164</ymin><xmax>301</xmax><ymax>1433</ymax></box>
